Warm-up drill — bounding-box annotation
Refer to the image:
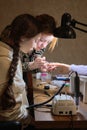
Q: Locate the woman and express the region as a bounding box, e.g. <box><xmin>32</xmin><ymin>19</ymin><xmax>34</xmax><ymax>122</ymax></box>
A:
<box><xmin>20</xmin><ymin>14</ymin><xmax>58</xmax><ymax>72</ymax></box>
<box><xmin>0</xmin><ymin>13</ymin><xmax>44</xmax><ymax>129</ymax></box>
<box><xmin>0</xmin><ymin>14</ymin><xmax>58</xmax><ymax>73</ymax></box>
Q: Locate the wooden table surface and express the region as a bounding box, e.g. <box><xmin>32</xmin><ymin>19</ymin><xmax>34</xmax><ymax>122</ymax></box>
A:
<box><xmin>32</xmin><ymin>78</ymin><xmax>87</xmax><ymax>129</ymax></box>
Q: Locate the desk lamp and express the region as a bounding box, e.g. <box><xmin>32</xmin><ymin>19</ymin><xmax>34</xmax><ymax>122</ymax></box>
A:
<box><xmin>54</xmin><ymin>12</ymin><xmax>87</xmax><ymax>38</ymax></box>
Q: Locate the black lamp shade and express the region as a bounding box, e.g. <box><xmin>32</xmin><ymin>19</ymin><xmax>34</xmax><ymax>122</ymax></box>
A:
<box><xmin>53</xmin><ymin>12</ymin><xmax>87</xmax><ymax>39</ymax></box>
<box><xmin>53</xmin><ymin>13</ymin><xmax>76</xmax><ymax>39</ymax></box>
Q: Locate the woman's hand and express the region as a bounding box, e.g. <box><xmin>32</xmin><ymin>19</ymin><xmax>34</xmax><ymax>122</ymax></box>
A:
<box><xmin>29</xmin><ymin>56</ymin><xmax>46</xmax><ymax>70</ymax></box>
<box><xmin>46</xmin><ymin>62</ymin><xmax>70</xmax><ymax>74</ymax></box>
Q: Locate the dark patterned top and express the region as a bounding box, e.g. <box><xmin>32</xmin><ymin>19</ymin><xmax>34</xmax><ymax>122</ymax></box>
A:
<box><xmin>20</xmin><ymin>48</ymin><xmax>45</xmax><ymax>73</ymax></box>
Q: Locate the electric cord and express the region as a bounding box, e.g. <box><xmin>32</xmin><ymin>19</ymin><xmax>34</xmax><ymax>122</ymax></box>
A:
<box><xmin>27</xmin><ymin>71</ymin><xmax>78</xmax><ymax>130</ymax></box>
<box><xmin>68</xmin><ymin>112</ymin><xmax>74</xmax><ymax>130</ymax></box>
<box><xmin>27</xmin><ymin>83</ymin><xmax>65</xmax><ymax>109</ymax></box>
<box><xmin>27</xmin><ymin>71</ymin><xmax>80</xmax><ymax>110</ymax></box>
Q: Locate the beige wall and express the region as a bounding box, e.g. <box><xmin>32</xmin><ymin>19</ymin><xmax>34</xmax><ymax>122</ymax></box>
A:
<box><xmin>0</xmin><ymin>0</ymin><xmax>87</xmax><ymax>74</ymax></box>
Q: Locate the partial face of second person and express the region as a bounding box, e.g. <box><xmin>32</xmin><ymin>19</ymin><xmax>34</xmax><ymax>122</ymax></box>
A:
<box><xmin>36</xmin><ymin>33</ymin><xmax>54</xmax><ymax>51</ymax></box>
<box><xmin>20</xmin><ymin>33</ymin><xmax>54</xmax><ymax>53</ymax></box>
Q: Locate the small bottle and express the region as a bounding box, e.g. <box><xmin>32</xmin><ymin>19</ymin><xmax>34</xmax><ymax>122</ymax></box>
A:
<box><xmin>41</xmin><ymin>73</ymin><xmax>48</xmax><ymax>82</ymax></box>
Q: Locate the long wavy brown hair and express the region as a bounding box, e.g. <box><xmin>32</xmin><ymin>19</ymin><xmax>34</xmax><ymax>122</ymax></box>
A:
<box><xmin>0</xmin><ymin>14</ymin><xmax>41</xmax><ymax>110</ymax></box>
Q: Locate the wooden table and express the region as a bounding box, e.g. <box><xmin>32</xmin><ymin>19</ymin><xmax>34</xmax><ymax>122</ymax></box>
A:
<box><xmin>32</xmin><ymin>77</ymin><xmax>87</xmax><ymax>129</ymax></box>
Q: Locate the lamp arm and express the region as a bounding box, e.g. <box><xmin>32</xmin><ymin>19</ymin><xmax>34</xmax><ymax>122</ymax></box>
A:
<box><xmin>72</xmin><ymin>19</ymin><xmax>87</xmax><ymax>26</ymax></box>
<box><xmin>74</xmin><ymin>26</ymin><xmax>87</xmax><ymax>33</ymax></box>
<box><xmin>71</xmin><ymin>19</ymin><xmax>87</xmax><ymax>33</ymax></box>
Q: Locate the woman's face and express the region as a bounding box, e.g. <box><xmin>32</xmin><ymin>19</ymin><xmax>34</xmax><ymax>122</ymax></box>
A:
<box><xmin>30</xmin><ymin>33</ymin><xmax>41</xmax><ymax>50</ymax></box>
<box><xmin>20</xmin><ymin>33</ymin><xmax>41</xmax><ymax>53</ymax></box>
<box><xmin>36</xmin><ymin>33</ymin><xmax>54</xmax><ymax>51</ymax></box>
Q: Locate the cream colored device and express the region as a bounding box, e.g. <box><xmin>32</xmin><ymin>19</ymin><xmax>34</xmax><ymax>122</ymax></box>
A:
<box><xmin>79</xmin><ymin>75</ymin><xmax>87</xmax><ymax>103</ymax></box>
<box><xmin>70</xmin><ymin>74</ymin><xmax>87</xmax><ymax>103</ymax></box>
<box><xmin>52</xmin><ymin>94</ymin><xmax>77</xmax><ymax>115</ymax></box>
